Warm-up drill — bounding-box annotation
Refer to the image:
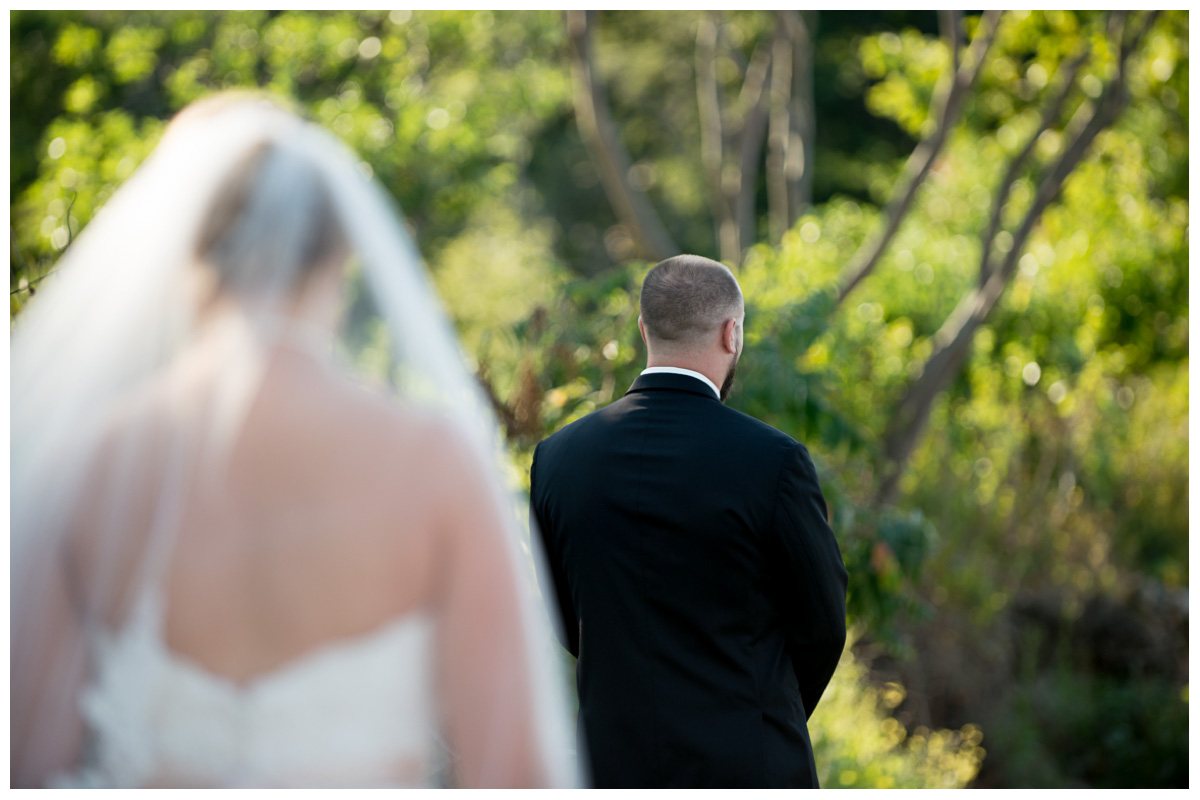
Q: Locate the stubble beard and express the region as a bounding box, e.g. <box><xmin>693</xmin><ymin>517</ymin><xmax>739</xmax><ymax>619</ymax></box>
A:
<box><xmin>719</xmin><ymin>354</ymin><xmax>738</xmax><ymax>403</ymax></box>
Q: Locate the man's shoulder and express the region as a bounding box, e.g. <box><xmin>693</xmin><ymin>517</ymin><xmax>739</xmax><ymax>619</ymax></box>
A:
<box><xmin>715</xmin><ymin>402</ymin><xmax>801</xmax><ymax>452</ymax></box>
<box><xmin>536</xmin><ymin>394</ymin><xmax>632</xmax><ymax>459</ymax></box>
<box><xmin>536</xmin><ymin>393</ymin><xmax>800</xmax><ymax>458</ymax></box>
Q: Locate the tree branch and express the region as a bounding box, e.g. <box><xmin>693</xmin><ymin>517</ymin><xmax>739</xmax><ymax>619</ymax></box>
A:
<box><xmin>781</xmin><ymin>10</ymin><xmax>816</xmax><ymax>221</ymax></box>
<box><xmin>835</xmin><ymin>10</ymin><xmax>1002</xmax><ymax>306</ymax></box>
<box><xmin>11</xmin><ymin>192</ymin><xmax>76</xmax><ymax>298</ymax></box>
<box><xmin>696</xmin><ymin>12</ymin><xmax>739</xmax><ymax>263</ymax></box>
<box><xmin>476</xmin><ymin>366</ymin><xmax>520</xmax><ymax>440</ymax></box>
<box><xmin>874</xmin><ymin>11</ymin><xmax>1157</xmax><ymax>507</ymax></box>
<box><xmin>989</xmin><ymin>11</ymin><xmax>1152</xmax><ymax>291</ymax></box>
<box><xmin>565</xmin><ymin>10</ymin><xmax>679</xmax><ymax>262</ymax></box>
<box><xmin>734</xmin><ymin>36</ymin><xmax>773</xmax><ymax>122</ymax></box>
<box><xmin>979</xmin><ymin>45</ymin><xmax>1090</xmax><ymax>286</ymax></box>
<box><xmin>766</xmin><ymin>18</ymin><xmax>793</xmax><ymax>245</ymax></box>
<box><xmin>940</xmin><ymin>9</ymin><xmax>962</xmax><ymax>74</ymax></box>
<box><xmin>735</xmin><ymin>40</ymin><xmax>772</xmax><ymax>254</ymax></box>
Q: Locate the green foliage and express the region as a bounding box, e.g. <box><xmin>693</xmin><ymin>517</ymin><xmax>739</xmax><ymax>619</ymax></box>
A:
<box><xmin>505</xmin><ymin>264</ymin><xmax>648</xmax><ymax>444</ymax></box>
<box><xmin>11</xmin><ymin>10</ymin><xmax>573</xmax><ymax>310</ymax></box>
<box><xmin>106</xmin><ymin>26</ymin><xmax>164</xmax><ymax>84</ymax></box>
<box><xmin>811</xmin><ymin>633</ymin><xmax>985</xmax><ymax>788</ymax></box>
<box><xmin>985</xmin><ymin>665</ymin><xmax>1188</xmax><ymax>788</ymax></box>
<box><xmin>860</xmin><ymin>28</ymin><xmax>946</xmax><ymax>137</ymax></box>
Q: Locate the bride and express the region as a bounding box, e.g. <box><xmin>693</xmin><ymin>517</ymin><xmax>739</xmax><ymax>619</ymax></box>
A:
<box><xmin>11</xmin><ymin>93</ymin><xmax>580</xmax><ymax>788</ymax></box>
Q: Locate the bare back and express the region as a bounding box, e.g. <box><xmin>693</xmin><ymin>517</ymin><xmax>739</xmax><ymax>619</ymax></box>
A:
<box><xmin>171</xmin><ymin>348</ymin><xmax>449</xmax><ymax>681</ymax></box>
<box><xmin>78</xmin><ymin>340</ymin><xmax>449</xmax><ymax>682</ymax></box>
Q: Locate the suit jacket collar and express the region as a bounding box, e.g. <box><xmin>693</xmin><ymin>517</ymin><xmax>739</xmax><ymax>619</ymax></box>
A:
<box><xmin>626</xmin><ymin>371</ymin><xmax>722</xmax><ymax>401</ymax></box>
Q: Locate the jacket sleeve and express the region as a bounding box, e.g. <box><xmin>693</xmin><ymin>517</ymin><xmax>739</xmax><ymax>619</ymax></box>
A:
<box><xmin>529</xmin><ymin>443</ymin><xmax>579</xmax><ymax>657</ymax></box>
<box><xmin>770</xmin><ymin>443</ymin><xmax>848</xmax><ymax>719</ymax></box>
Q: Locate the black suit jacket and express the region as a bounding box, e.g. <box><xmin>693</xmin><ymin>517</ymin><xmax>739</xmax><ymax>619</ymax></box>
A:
<box><xmin>530</xmin><ymin>372</ymin><xmax>848</xmax><ymax>788</ymax></box>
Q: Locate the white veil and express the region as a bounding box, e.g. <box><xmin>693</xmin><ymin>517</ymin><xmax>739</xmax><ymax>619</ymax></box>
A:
<box><xmin>11</xmin><ymin>97</ymin><xmax>579</xmax><ymax>788</ymax></box>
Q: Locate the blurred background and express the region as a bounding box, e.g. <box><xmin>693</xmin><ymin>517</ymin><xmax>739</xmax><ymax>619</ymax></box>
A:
<box><xmin>9</xmin><ymin>10</ymin><xmax>1188</xmax><ymax>788</ymax></box>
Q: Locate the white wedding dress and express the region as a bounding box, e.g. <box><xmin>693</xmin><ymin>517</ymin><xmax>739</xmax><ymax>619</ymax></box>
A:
<box><xmin>52</xmin><ymin>586</ymin><xmax>443</xmax><ymax>788</ymax></box>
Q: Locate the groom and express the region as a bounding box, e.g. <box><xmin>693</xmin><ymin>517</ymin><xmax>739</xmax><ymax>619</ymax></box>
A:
<box><xmin>530</xmin><ymin>255</ymin><xmax>848</xmax><ymax>788</ymax></box>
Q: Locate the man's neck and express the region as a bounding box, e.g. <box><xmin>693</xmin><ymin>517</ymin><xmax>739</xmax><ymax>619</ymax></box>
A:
<box><xmin>648</xmin><ymin>362</ymin><xmax>720</xmax><ymax>400</ymax></box>
<box><xmin>645</xmin><ymin>357</ymin><xmax>723</xmax><ymax>392</ymax></box>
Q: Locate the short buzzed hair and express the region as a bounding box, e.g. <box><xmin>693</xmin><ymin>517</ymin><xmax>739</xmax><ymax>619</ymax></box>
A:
<box><xmin>639</xmin><ymin>255</ymin><xmax>743</xmax><ymax>351</ymax></box>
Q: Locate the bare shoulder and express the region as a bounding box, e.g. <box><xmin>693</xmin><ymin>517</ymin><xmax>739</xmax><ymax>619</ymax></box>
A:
<box><xmin>315</xmin><ymin>373</ymin><xmax>504</xmax><ymax>533</ymax></box>
<box><xmin>325</xmin><ymin>383</ymin><xmax>513</xmax><ymax>602</ymax></box>
<box><xmin>326</xmin><ymin>375</ymin><xmax>470</xmax><ymax>466</ymax></box>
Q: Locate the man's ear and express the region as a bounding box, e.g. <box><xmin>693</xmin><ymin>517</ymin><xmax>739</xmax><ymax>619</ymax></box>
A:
<box><xmin>638</xmin><ymin>316</ymin><xmax>648</xmax><ymax>345</ymax></box>
<box><xmin>722</xmin><ymin>318</ymin><xmax>738</xmax><ymax>354</ymax></box>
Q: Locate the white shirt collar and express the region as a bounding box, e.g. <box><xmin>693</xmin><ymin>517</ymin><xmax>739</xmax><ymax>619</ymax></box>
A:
<box><xmin>639</xmin><ymin>366</ymin><xmax>721</xmax><ymax>399</ymax></box>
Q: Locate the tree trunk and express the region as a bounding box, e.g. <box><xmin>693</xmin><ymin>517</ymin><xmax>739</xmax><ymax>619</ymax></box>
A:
<box><xmin>979</xmin><ymin>47</ymin><xmax>1091</xmax><ymax>286</ymax></box>
<box><xmin>766</xmin><ymin>20</ymin><xmax>793</xmax><ymax>245</ymax></box>
<box><xmin>565</xmin><ymin>10</ymin><xmax>679</xmax><ymax>262</ymax></box>
<box><xmin>696</xmin><ymin>13</ymin><xmax>739</xmax><ymax>263</ymax></box>
<box><xmin>735</xmin><ymin>43</ymin><xmax>771</xmax><ymax>257</ymax></box>
<box><xmin>835</xmin><ymin>10</ymin><xmax>1002</xmax><ymax>307</ymax></box>
<box><xmin>873</xmin><ymin>11</ymin><xmax>1157</xmax><ymax>507</ymax></box>
<box><xmin>783</xmin><ymin>10</ymin><xmax>816</xmax><ymax>222</ymax></box>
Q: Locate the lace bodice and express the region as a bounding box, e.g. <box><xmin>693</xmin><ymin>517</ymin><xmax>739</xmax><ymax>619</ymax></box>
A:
<box><xmin>52</xmin><ymin>591</ymin><xmax>440</xmax><ymax>788</ymax></box>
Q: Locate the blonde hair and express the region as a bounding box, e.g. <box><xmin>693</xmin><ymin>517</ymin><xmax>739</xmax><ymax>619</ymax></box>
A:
<box><xmin>179</xmin><ymin>93</ymin><xmax>348</xmax><ymax>294</ymax></box>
